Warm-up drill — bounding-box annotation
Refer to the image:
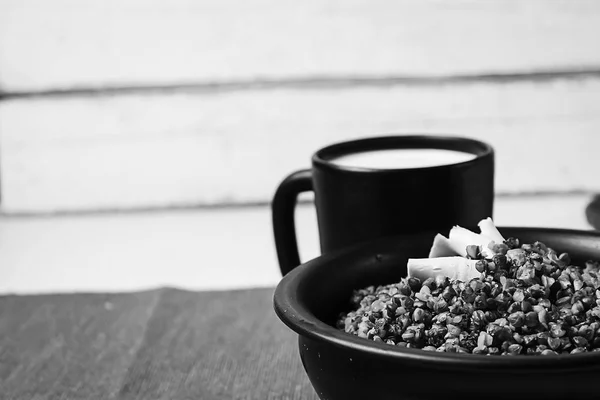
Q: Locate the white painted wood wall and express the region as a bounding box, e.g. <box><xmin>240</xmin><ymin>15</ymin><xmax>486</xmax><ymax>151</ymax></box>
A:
<box><xmin>1</xmin><ymin>0</ymin><xmax>599</xmax><ymax>214</ymax></box>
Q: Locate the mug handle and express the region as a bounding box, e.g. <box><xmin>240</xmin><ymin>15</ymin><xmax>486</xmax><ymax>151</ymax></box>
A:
<box><xmin>272</xmin><ymin>169</ymin><xmax>314</xmax><ymax>276</ymax></box>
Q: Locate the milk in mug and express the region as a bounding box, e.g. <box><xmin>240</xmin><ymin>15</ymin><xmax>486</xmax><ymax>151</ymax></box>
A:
<box><xmin>330</xmin><ymin>148</ymin><xmax>476</xmax><ymax>170</ymax></box>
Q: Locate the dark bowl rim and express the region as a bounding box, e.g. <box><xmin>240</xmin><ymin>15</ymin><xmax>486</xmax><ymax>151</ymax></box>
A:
<box><xmin>273</xmin><ymin>226</ymin><xmax>600</xmax><ymax>368</ymax></box>
<box><xmin>311</xmin><ymin>134</ymin><xmax>494</xmax><ymax>174</ymax></box>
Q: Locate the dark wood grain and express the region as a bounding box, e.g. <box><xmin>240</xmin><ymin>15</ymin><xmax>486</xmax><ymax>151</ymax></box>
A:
<box><xmin>0</xmin><ymin>288</ymin><xmax>317</xmax><ymax>400</ymax></box>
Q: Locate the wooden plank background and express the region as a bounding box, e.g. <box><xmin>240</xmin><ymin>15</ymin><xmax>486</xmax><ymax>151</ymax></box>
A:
<box><xmin>2</xmin><ymin>0</ymin><xmax>600</xmax><ymax>91</ymax></box>
<box><xmin>1</xmin><ymin>0</ymin><xmax>599</xmax><ymax>214</ymax></box>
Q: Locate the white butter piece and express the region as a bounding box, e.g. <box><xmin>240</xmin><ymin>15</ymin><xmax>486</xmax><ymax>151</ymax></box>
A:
<box><xmin>428</xmin><ymin>234</ymin><xmax>459</xmax><ymax>258</ymax></box>
<box><xmin>407</xmin><ymin>256</ymin><xmax>481</xmax><ymax>283</ymax></box>
<box><xmin>478</xmin><ymin>217</ymin><xmax>505</xmax><ymax>245</ymax></box>
<box><xmin>448</xmin><ymin>226</ymin><xmax>494</xmax><ymax>258</ymax></box>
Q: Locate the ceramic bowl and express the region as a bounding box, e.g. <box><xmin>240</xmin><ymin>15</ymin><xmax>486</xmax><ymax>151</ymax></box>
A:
<box><xmin>274</xmin><ymin>227</ymin><xmax>600</xmax><ymax>400</ymax></box>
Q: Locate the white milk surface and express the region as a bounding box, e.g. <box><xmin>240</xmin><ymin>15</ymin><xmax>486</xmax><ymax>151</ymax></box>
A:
<box><xmin>331</xmin><ymin>148</ymin><xmax>477</xmax><ymax>169</ymax></box>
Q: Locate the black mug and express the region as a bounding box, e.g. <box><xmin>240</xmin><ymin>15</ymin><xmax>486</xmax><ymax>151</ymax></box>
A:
<box><xmin>272</xmin><ymin>135</ymin><xmax>495</xmax><ymax>276</ymax></box>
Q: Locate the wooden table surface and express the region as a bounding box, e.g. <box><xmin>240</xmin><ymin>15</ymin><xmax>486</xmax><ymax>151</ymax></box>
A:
<box><xmin>0</xmin><ymin>287</ymin><xmax>318</xmax><ymax>400</ymax></box>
